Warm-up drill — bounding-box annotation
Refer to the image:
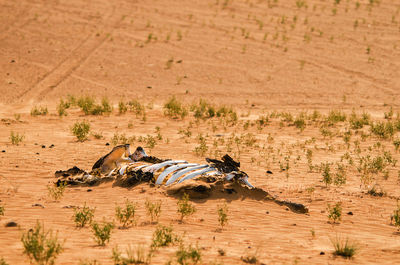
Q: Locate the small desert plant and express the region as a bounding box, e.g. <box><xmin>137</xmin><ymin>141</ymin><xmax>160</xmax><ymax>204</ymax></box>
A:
<box><xmin>151</xmin><ymin>225</ymin><xmax>179</xmax><ymax>248</ymax></box>
<box><xmin>217</xmin><ymin>203</ymin><xmax>228</xmax><ymax>229</ymax></box>
<box><xmin>177</xmin><ymin>193</ymin><xmax>196</xmax><ymax>222</ymax></box>
<box><xmin>71</xmin><ymin>121</ymin><xmax>91</xmax><ymax>142</ymax></box>
<box><xmin>322</xmin><ymin>162</ymin><xmax>332</xmax><ymax>187</ymax></box>
<box><xmin>115</xmin><ymin>200</ymin><xmax>137</xmax><ymax>228</ymax></box>
<box><xmin>118</xmin><ymin>101</ymin><xmax>128</xmax><ymax>114</ymax></box>
<box><xmin>176</xmin><ymin>243</ymin><xmax>201</xmax><ymax>265</ymax></box>
<box><xmin>30</xmin><ymin>106</ymin><xmax>48</xmax><ymax>116</ymax></box>
<box><xmin>21</xmin><ymin>221</ymin><xmax>63</xmax><ymax>265</ymax></box>
<box><xmin>367</xmin><ymin>185</ymin><xmax>385</xmax><ymax>197</ymax></box>
<box><xmin>164</xmin><ymin>96</ymin><xmax>188</xmax><ymax>119</ymax></box>
<box><xmin>0</xmin><ymin>258</ymin><xmax>8</xmax><ymax>265</ymax></box>
<box><xmin>331</xmin><ymin>236</ymin><xmax>357</xmax><ymax>258</ymax></box>
<box><xmin>194</xmin><ymin>134</ymin><xmax>208</xmax><ymax>156</ymax></box>
<box><xmin>145</xmin><ymin>199</ymin><xmax>162</xmax><ymax>223</ymax></box>
<box><xmin>79</xmin><ymin>259</ymin><xmax>100</xmax><ymax>265</ymax></box>
<box><xmin>112</xmin><ymin>245</ymin><xmax>152</xmax><ymax>265</ymax></box>
<box><xmin>241</xmin><ymin>255</ymin><xmax>258</xmax><ymax>264</ymax></box>
<box><xmin>91</xmin><ymin>220</ymin><xmax>114</xmax><ymax>246</ymax></box>
<box><xmin>57</xmin><ymin>99</ymin><xmax>70</xmax><ymax>117</ymax></box>
<box><xmin>77</xmin><ymin>96</ymin><xmax>112</xmax><ymax>115</ymax></box>
<box><xmin>392</xmin><ymin>202</ymin><xmax>400</xmax><ymax>229</ymax></box>
<box><xmin>10</xmin><ymin>131</ymin><xmax>24</xmax><ymax>145</ymax></box>
<box><xmin>327</xmin><ymin>202</ymin><xmax>342</xmax><ymax>223</ymax></box>
<box><xmin>0</xmin><ymin>205</ymin><xmax>4</xmax><ymax>217</ymax></box>
<box><xmin>47</xmin><ymin>182</ymin><xmax>66</xmax><ymax>201</ymax></box>
<box><xmin>73</xmin><ymin>203</ymin><xmax>95</xmax><ymax>227</ymax></box>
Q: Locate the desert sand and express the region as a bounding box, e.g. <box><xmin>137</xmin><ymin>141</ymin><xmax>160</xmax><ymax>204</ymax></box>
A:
<box><xmin>1</xmin><ymin>0</ymin><xmax>400</xmax><ymax>264</ymax></box>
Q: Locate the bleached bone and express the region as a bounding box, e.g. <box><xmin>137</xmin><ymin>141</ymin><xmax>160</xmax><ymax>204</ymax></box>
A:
<box><xmin>165</xmin><ymin>164</ymin><xmax>209</xmax><ymax>186</ymax></box>
<box><xmin>155</xmin><ymin>163</ymin><xmax>199</xmax><ymax>185</ymax></box>
<box><xmin>119</xmin><ymin>165</ymin><xmax>128</xmax><ymax>175</ymax></box>
<box><xmin>142</xmin><ymin>160</ymin><xmax>187</xmax><ymax>173</ymax></box>
<box><xmin>225</xmin><ymin>172</ymin><xmax>235</xmax><ymax>181</ymax></box>
<box><xmin>177</xmin><ymin>167</ymin><xmax>216</xmax><ymax>183</ymax></box>
<box><xmin>241</xmin><ymin>177</ymin><xmax>254</xmax><ymax>188</ymax></box>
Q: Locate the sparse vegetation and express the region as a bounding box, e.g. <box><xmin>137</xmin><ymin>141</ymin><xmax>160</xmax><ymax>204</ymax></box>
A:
<box><xmin>10</xmin><ymin>131</ymin><xmax>24</xmax><ymax>145</ymax></box>
<box><xmin>151</xmin><ymin>225</ymin><xmax>179</xmax><ymax>248</ymax></box>
<box><xmin>331</xmin><ymin>236</ymin><xmax>357</xmax><ymax>258</ymax></box>
<box><xmin>164</xmin><ymin>96</ymin><xmax>188</xmax><ymax>119</ymax></box>
<box><xmin>71</xmin><ymin>121</ymin><xmax>91</xmax><ymax>142</ymax></box>
<box><xmin>392</xmin><ymin>202</ymin><xmax>400</xmax><ymax>229</ymax></box>
<box><xmin>91</xmin><ymin>220</ymin><xmax>114</xmax><ymax>246</ymax></box>
<box><xmin>327</xmin><ymin>202</ymin><xmax>342</xmax><ymax>223</ymax></box>
<box><xmin>47</xmin><ymin>183</ymin><xmax>66</xmax><ymax>201</ymax></box>
<box><xmin>77</xmin><ymin>96</ymin><xmax>112</xmax><ymax>115</ymax></box>
<box><xmin>145</xmin><ymin>199</ymin><xmax>162</xmax><ymax>223</ymax></box>
<box><xmin>21</xmin><ymin>221</ymin><xmax>63</xmax><ymax>265</ymax></box>
<box><xmin>0</xmin><ymin>205</ymin><xmax>4</xmax><ymax>217</ymax></box>
<box><xmin>115</xmin><ymin>200</ymin><xmax>137</xmax><ymax>228</ymax></box>
<box><xmin>112</xmin><ymin>245</ymin><xmax>152</xmax><ymax>265</ymax></box>
<box><xmin>177</xmin><ymin>193</ymin><xmax>196</xmax><ymax>222</ymax></box>
<box><xmin>73</xmin><ymin>203</ymin><xmax>95</xmax><ymax>227</ymax></box>
<box><xmin>217</xmin><ymin>203</ymin><xmax>228</xmax><ymax>229</ymax></box>
<box><xmin>175</xmin><ymin>243</ymin><xmax>201</xmax><ymax>265</ymax></box>
<box><xmin>30</xmin><ymin>106</ymin><xmax>48</xmax><ymax>116</ymax></box>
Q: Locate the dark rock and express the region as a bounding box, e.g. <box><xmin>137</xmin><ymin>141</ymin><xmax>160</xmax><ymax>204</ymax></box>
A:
<box><xmin>5</xmin><ymin>221</ymin><xmax>17</xmax><ymax>227</ymax></box>
<box><xmin>1</xmin><ymin>150</ymin><xmax>5</xmax><ymax>153</ymax></box>
<box><xmin>347</xmin><ymin>211</ymin><xmax>353</xmax><ymax>215</ymax></box>
<box><xmin>87</xmin><ymin>189</ymin><xmax>92</xmax><ymax>192</ymax></box>
<box><xmin>32</xmin><ymin>203</ymin><xmax>44</xmax><ymax>208</ymax></box>
<box><xmin>49</xmin><ymin>144</ymin><xmax>55</xmax><ymax>148</ymax></box>
<box><xmin>320</xmin><ymin>251</ymin><xmax>325</xmax><ymax>255</ymax></box>
<box><xmin>266</xmin><ymin>211</ymin><xmax>269</xmax><ymax>214</ymax></box>
<box><xmin>266</xmin><ymin>170</ymin><xmax>273</xmax><ymax>174</ymax></box>
<box><xmin>41</xmin><ymin>145</ymin><xmax>46</xmax><ymax>148</ymax></box>
<box><xmin>105</xmin><ymin>143</ymin><xmax>110</xmax><ymax>146</ymax></box>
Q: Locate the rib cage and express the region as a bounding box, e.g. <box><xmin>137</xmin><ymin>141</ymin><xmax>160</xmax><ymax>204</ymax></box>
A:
<box><xmin>116</xmin><ymin>159</ymin><xmax>254</xmax><ymax>188</ymax></box>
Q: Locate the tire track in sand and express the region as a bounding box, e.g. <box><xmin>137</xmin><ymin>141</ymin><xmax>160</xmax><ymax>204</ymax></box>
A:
<box><xmin>19</xmin><ymin>3</ymin><xmax>126</xmax><ymax>103</ymax></box>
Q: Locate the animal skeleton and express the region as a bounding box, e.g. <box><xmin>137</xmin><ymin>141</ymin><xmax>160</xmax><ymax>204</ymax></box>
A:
<box><xmin>98</xmin><ymin>145</ymin><xmax>255</xmax><ymax>188</ymax></box>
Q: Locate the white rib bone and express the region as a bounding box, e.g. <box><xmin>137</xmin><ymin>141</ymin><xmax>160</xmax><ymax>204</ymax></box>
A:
<box><xmin>178</xmin><ymin>167</ymin><xmax>216</xmax><ymax>183</ymax></box>
<box><xmin>205</xmin><ymin>171</ymin><xmax>222</xmax><ymax>176</ymax></box>
<box><xmin>132</xmin><ymin>164</ymin><xmax>148</xmax><ymax>171</ymax></box>
<box><xmin>106</xmin><ymin>168</ymin><xmax>116</xmax><ymax>177</ymax></box>
<box><xmin>241</xmin><ymin>177</ymin><xmax>254</xmax><ymax>188</ymax></box>
<box><xmin>119</xmin><ymin>165</ymin><xmax>128</xmax><ymax>175</ymax></box>
<box><xmin>155</xmin><ymin>163</ymin><xmax>199</xmax><ymax>185</ymax></box>
<box><xmin>142</xmin><ymin>160</ymin><xmax>187</xmax><ymax>173</ymax></box>
<box><xmin>225</xmin><ymin>173</ymin><xmax>235</xmax><ymax>181</ymax></box>
<box><xmin>166</xmin><ymin>165</ymin><xmax>208</xmax><ymax>186</ymax></box>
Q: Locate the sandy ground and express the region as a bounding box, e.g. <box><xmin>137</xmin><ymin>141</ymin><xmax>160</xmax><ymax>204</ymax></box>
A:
<box><xmin>1</xmin><ymin>0</ymin><xmax>400</xmax><ymax>264</ymax></box>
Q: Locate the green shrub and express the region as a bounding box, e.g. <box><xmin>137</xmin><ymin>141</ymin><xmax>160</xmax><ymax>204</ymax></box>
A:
<box><xmin>325</xmin><ymin>110</ymin><xmax>346</xmax><ymax>125</ymax></box>
<box><xmin>91</xmin><ymin>220</ymin><xmax>114</xmax><ymax>246</ymax></box>
<box><xmin>217</xmin><ymin>203</ymin><xmax>228</xmax><ymax>229</ymax></box>
<box><xmin>112</xmin><ymin>245</ymin><xmax>152</xmax><ymax>265</ymax></box>
<box><xmin>370</xmin><ymin>121</ymin><xmax>394</xmax><ymax>139</ymax></box>
<box><xmin>145</xmin><ymin>199</ymin><xmax>162</xmax><ymax>223</ymax></box>
<box><xmin>164</xmin><ymin>96</ymin><xmax>188</xmax><ymax>119</ymax></box>
<box><xmin>151</xmin><ymin>225</ymin><xmax>179</xmax><ymax>248</ymax></box>
<box><xmin>118</xmin><ymin>101</ymin><xmax>128</xmax><ymax>114</ymax></box>
<box><xmin>79</xmin><ymin>259</ymin><xmax>100</xmax><ymax>265</ymax></box>
<box><xmin>10</xmin><ymin>131</ymin><xmax>24</xmax><ymax>145</ymax></box>
<box><xmin>71</xmin><ymin>121</ymin><xmax>91</xmax><ymax>142</ymax></box>
<box><xmin>30</xmin><ymin>106</ymin><xmax>48</xmax><ymax>116</ymax></box>
<box><xmin>191</xmin><ymin>99</ymin><xmax>215</xmax><ymax>119</ymax></box>
<box><xmin>77</xmin><ymin>96</ymin><xmax>112</xmax><ymax>115</ymax></box>
<box><xmin>57</xmin><ymin>99</ymin><xmax>70</xmax><ymax>117</ymax></box>
<box><xmin>177</xmin><ymin>193</ymin><xmax>196</xmax><ymax>222</ymax></box>
<box><xmin>294</xmin><ymin>116</ymin><xmax>306</xmax><ymax>131</ymax></box>
<box><xmin>327</xmin><ymin>202</ymin><xmax>342</xmax><ymax>223</ymax></box>
<box><xmin>321</xmin><ymin>162</ymin><xmax>332</xmax><ymax>187</ymax></box>
<box><xmin>392</xmin><ymin>202</ymin><xmax>400</xmax><ymax>229</ymax></box>
<box><xmin>128</xmin><ymin>99</ymin><xmax>146</xmax><ymax>117</ymax></box>
<box><xmin>47</xmin><ymin>183</ymin><xmax>66</xmax><ymax>201</ymax></box>
<box><xmin>73</xmin><ymin>203</ymin><xmax>95</xmax><ymax>227</ymax></box>
<box><xmin>176</xmin><ymin>243</ymin><xmax>201</xmax><ymax>265</ymax></box>
<box><xmin>115</xmin><ymin>200</ymin><xmax>137</xmax><ymax>228</ymax></box>
<box><xmin>21</xmin><ymin>221</ymin><xmax>63</xmax><ymax>265</ymax></box>
<box><xmin>331</xmin><ymin>236</ymin><xmax>357</xmax><ymax>258</ymax></box>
